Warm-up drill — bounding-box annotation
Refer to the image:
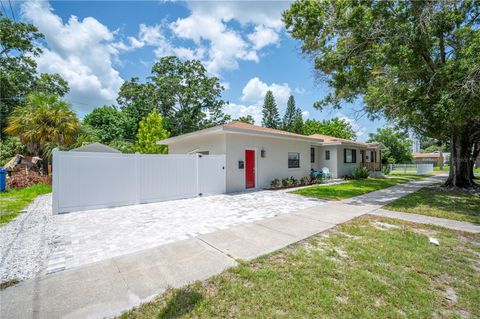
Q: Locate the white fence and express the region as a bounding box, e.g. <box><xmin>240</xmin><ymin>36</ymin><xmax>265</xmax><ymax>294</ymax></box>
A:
<box><xmin>52</xmin><ymin>150</ymin><xmax>226</xmax><ymax>214</ymax></box>
<box><xmin>389</xmin><ymin>163</ymin><xmax>433</xmax><ymax>175</ymax></box>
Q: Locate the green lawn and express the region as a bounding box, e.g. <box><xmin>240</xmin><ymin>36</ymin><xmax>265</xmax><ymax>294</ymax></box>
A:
<box><xmin>292</xmin><ymin>176</ymin><xmax>430</xmax><ymax>200</ymax></box>
<box><xmin>434</xmin><ymin>165</ymin><xmax>480</xmax><ymax>173</ymax></box>
<box><xmin>385</xmin><ymin>187</ymin><xmax>480</xmax><ymax>224</ymax></box>
<box><xmin>119</xmin><ymin>216</ymin><xmax>480</xmax><ymax>319</ymax></box>
<box><xmin>389</xmin><ymin>172</ymin><xmax>434</xmax><ymax>179</ymax></box>
<box><xmin>0</xmin><ymin>184</ymin><xmax>52</xmax><ymax>225</ymax></box>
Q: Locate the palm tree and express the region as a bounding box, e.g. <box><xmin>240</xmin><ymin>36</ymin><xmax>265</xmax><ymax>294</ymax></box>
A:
<box><xmin>5</xmin><ymin>93</ymin><xmax>80</xmax><ymax>159</ymax></box>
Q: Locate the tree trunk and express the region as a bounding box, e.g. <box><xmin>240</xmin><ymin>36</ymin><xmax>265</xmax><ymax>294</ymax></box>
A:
<box><xmin>444</xmin><ymin>132</ymin><xmax>477</xmax><ymax>188</ymax></box>
<box><xmin>470</xmin><ymin>142</ymin><xmax>479</xmax><ymax>180</ymax></box>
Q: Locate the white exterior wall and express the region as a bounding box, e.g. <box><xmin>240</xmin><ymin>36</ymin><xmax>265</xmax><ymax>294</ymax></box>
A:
<box><xmin>312</xmin><ymin>146</ymin><xmax>339</xmax><ymax>178</ymax></box>
<box><xmin>336</xmin><ymin>146</ymin><xmax>362</xmax><ymax>178</ymax></box>
<box><xmin>167</xmin><ymin>134</ymin><xmax>226</xmax><ymax>155</ymax></box>
<box><xmin>225</xmin><ymin>134</ymin><xmax>311</xmax><ymax>193</ymax></box>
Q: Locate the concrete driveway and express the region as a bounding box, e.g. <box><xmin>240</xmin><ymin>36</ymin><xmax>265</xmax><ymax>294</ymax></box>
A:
<box><xmin>47</xmin><ymin>190</ymin><xmax>325</xmax><ymax>273</ymax></box>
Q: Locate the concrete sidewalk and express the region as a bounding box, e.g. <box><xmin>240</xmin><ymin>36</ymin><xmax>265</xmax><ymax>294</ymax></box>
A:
<box><xmin>0</xmin><ymin>175</ymin><xmax>446</xmax><ymax>319</ymax></box>
<box><xmin>371</xmin><ymin>209</ymin><xmax>480</xmax><ymax>233</ymax></box>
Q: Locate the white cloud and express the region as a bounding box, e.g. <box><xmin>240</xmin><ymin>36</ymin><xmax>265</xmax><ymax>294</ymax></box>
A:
<box><xmin>295</xmin><ymin>87</ymin><xmax>306</xmax><ymax>94</ymax></box>
<box><xmin>170</xmin><ymin>13</ymin><xmax>258</xmax><ymax>74</ymax></box>
<box><xmin>223</xmin><ymin>77</ymin><xmax>293</xmax><ymax>125</ymax></box>
<box><xmin>186</xmin><ymin>2</ymin><xmax>288</xmax><ymax>30</ymax></box>
<box><xmin>301</xmin><ymin>111</ymin><xmax>310</xmax><ymax>119</ymax></box>
<box><xmin>334</xmin><ymin>112</ymin><xmax>366</xmax><ymax>140</ymax></box>
<box><xmin>241</xmin><ymin>77</ymin><xmax>291</xmax><ymax>106</ymax></box>
<box><xmin>135</xmin><ymin>1</ymin><xmax>289</xmax><ymax>75</ymax></box>
<box><xmin>224</xmin><ymin>103</ymin><xmax>263</xmax><ymax>125</ymax></box>
<box><xmin>248</xmin><ymin>25</ymin><xmax>280</xmax><ymax>50</ymax></box>
<box><xmin>21</xmin><ymin>1</ymin><xmax>125</xmax><ymax>112</ymax></box>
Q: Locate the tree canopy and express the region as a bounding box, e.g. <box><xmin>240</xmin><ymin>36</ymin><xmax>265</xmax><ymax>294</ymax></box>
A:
<box><xmin>235</xmin><ymin>115</ymin><xmax>255</xmax><ymax>125</ymax></box>
<box><xmin>282</xmin><ymin>95</ymin><xmax>297</xmax><ymax>131</ymax></box>
<box><xmin>302</xmin><ymin>118</ymin><xmax>356</xmax><ymax>140</ymax></box>
<box><xmin>5</xmin><ymin>93</ymin><xmax>79</xmax><ymax>158</ymax></box>
<box><xmin>262</xmin><ymin>90</ymin><xmax>281</xmax><ymax>129</ymax></box>
<box><xmin>283</xmin><ymin>0</ymin><xmax>480</xmax><ymax>187</ymax></box>
<box><xmin>136</xmin><ymin>109</ymin><xmax>169</xmax><ymax>154</ymax></box>
<box><xmin>82</xmin><ymin>106</ymin><xmax>134</xmax><ymax>144</ymax></box>
<box><xmin>282</xmin><ymin>95</ymin><xmax>304</xmax><ymax>133</ymax></box>
<box><xmin>118</xmin><ymin>56</ymin><xmax>230</xmax><ymax>137</ymax></box>
<box><xmin>368</xmin><ymin>128</ymin><xmax>413</xmax><ymax>164</ymax></box>
<box><xmin>0</xmin><ymin>14</ymin><xmax>69</xmax><ymax>139</ymax></box>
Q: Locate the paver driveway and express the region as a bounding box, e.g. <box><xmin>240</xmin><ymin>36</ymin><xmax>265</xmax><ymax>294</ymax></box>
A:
<box><xmin>47</xmin><ymin>190</ymin><xmax>325</xmax><ymax>273</ymax></box>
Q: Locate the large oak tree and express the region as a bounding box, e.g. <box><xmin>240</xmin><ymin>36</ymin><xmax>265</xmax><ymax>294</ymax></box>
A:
<box><xmin>117</xmin><ymin>56</ymin><xmax>230</xmax><ymax>137</ymax></box>
<box><xmin>283</xmin><ymin>0</ymin><xmax>480</xmax><ymax>187</ymax></box>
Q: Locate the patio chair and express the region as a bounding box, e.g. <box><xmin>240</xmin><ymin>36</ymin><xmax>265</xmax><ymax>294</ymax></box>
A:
<box><xmin>310</xmin><ymin>169</ymin><xmax>323</xmax><ymax>183</ymax></box>
<box><xmin>322</xmin><ymin>167</ymin><xmax>332</xmax><ymax>180</ymax></box>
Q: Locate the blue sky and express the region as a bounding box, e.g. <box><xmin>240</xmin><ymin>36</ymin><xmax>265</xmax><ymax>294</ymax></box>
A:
<box><xmin>13</xmin><ymin>0</ymin><xmax>385</xmax><ymax>141</ymax></box>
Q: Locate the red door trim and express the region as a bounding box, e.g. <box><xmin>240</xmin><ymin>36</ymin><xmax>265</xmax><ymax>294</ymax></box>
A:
<box><xmin>245</xmin><ymin>149</ymin><xmax>255</xmax><ymax>189</ymax></box>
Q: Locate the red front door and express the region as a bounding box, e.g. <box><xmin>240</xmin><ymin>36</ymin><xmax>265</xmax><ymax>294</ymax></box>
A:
<box><xmin>245</xmin><ymin>150</ymin><xmax>255</xmax><ymax>189</ymax></box>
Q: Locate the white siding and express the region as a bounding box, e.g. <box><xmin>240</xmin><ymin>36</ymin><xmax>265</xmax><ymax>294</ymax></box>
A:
<box><xmin>225</xmin><ymin>134</ymin><xmax>311</xmax><ymax>193</ymax></box>
<box><xmin>336</xmin><ymin>146</ymin><xmax>362</xmax><ymax>178</ymax></box>
<box><xmin>168</xmin><ymin>134</ymin><xmax>226</xmax><ymax>154</ymax></box>
<box><xmin>314</xmin><ymin>146</ymin><xmax>339</xmax><ymax>178</ymax></box>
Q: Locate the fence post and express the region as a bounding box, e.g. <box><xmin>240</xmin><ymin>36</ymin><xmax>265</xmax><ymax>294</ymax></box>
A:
<box><xmin>135</xmin><ymin>152</ymin><xmax>140</xmax><ymax>205</ymax></box>
<box><xmin>52</xmin><ymin>148</ymin><xmax>59</xmax><ymax>214</ymax></box>
<box><xmin>196</xmin><ymin>153</ymin><xmax>201</xmax><ymax>196</ymax></box>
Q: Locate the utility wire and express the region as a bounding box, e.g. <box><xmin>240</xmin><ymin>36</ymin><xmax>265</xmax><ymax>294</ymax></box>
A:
<box><xmin>7</xmin><ymin>0</ymin><xmax>14</xmax><ymax>22</ymax></box>
<box><xmin>0</xmin><ymin>96</ymin><xmax>95</xmax><ymax>107</ymax></box>
<box><xmin>0</xmin><ymin>1</ymin><xmax>9</xmax><ymax>19</ymax></box>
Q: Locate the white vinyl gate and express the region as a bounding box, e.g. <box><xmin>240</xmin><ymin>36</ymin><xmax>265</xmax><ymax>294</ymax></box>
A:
<box><xmin>52</xmin><ymin>150</ymin><xmax>226</xmax><ymax>214</ymax></box>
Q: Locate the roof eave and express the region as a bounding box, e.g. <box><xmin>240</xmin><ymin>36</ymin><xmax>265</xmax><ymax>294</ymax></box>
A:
<box><xmin>157</xmin><ymin>126</ymin><xmax>224</xmax><ymax>145</ymax></box>
<box><xmin>158</xmin><ymin>126</ymin><xmax>324</xmax><ymax>144</ymax></box>
<box><xmin>223</xmin><ymin>127</ymin><xmax>323</xmax><ymax>143</ymax></box>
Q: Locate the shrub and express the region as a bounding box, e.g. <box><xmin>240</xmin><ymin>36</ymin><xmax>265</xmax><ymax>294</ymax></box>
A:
<box><xmin>351</xmin><ymin>167</ymin><xmax>370</xmax><ymax>179</ymax></box>
<box><xmin>6</xmin><ymin>171</ymin><xmax>51</xmax><ymax>189</ymax></box>
<box><xmin>0</xmin><ymin>137</ymin><xmax>26</xmax><ymax>166</ymax></box>
<box><xmin>290</xmin><ymin>176</ymin><xmax>299</xmax><ymax>186</ymax></box>
<box><xmin>300</xmin><ymin>176</ymin><xmax>310</xmax><ymax>186</ymax></box>
<box><xmin>282</xmin><ymin>177</ymin><xmax>291</xmax><ymax>187</ymax></box>
<box><xmin>315</xmin><ymin>176</ymin><xmax>324</xmax><ymax>184</ymax></box>
<box><xmin>270</xmin><ymin>178</ymin><xmax>281</xmax><ymax>189</ymax></box>
<box><xmin>383</xmin><ymin>165</ymin><xmax>391</xmax><ymax>175</ymax></box>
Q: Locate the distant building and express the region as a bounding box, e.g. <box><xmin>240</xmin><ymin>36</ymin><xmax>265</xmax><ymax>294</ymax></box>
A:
<box><xmin>71</xmin><ymin>142</ymin><xmax>121</xmax><ymax>153</ymax></box>
<box><xmin>411</xmin><ymin>138</ymin><xmax>420</xmax><ymax>153</ymax></box>
<box><xmin>412</xmin><ymin>152</ymin><xmax>443</xmax><ymax>167</ymax></box>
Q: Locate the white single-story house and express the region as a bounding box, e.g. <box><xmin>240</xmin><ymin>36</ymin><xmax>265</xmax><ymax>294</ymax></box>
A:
<box><xmin>412</xmin><ymin>152</ymin><xmax>444</xmax><ymax>167</ymax></box>
<box><xmin>71</xmin><ymin>142</ymin><xmax>121</xmax><ymax>153</ymax></box>
<box><xmin>158</xmin><ymin>121</ymin><xmax>383</xmax><ymax>193</ymax></box>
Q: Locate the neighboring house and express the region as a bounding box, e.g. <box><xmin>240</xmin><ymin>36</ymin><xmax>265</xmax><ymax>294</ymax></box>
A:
<box><xmin>412</xmin><ymin>152</ymin><xmax>444</xmax><ymax>167</ymax></box>
<box><xmin>158</xmin><ymin>122</ymin><xmax>383</xmax><ymax>193</ymax></box>
<box><xmin>71</xmin><ymin>142</ymin><xmax>121</xmax><ymax>153</ymax></box>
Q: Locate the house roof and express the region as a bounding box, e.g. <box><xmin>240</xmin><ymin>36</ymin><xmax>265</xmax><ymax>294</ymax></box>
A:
<box><xmin>308</xmin><ymin>134</ymin><xmax>383</xmax><ymax>149</ymax></box>
<box><xmin>412</xmin><ymin>152</ymin><xmax>442</xmax><ymax>158</ymax></box>
<box><xmin>71</xmin><ymin>142</ymin><xmax>121</xmax><ymax>153</ymax></box>
<box><xmin>158</xmin><ymin>121</ymin><xmax>324</xmax><ymax>144</ymax></box>
<box><xmin>157</xmin><ymin>121</ymin><xmax>383</xmax><ymax>148</ymax></box>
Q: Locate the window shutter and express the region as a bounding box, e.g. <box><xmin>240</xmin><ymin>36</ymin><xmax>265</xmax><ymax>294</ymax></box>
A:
<box><xmin>344</xmin><ymin>149</ymin><xmax>347</xmax><ymax>163</ymax></box>
<box><xmin>353</xmin><ymin>150</ymin><xmax>357</xmax><ymax>163</ymax></box>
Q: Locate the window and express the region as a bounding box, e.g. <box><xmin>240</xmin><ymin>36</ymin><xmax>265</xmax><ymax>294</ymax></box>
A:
<box><xmin>325</xmin><ymin>150</ymin><xmax>330</xmax><ymax>160</ymax></box>
<box><xmin>371</xmin><ymin>150</ymin><xmax>375</xmax><ymax>162</ymax></box>
<box><xmin>288</xmin><ymin>152</ymin><xmax>300</xmax><ymax>168</ymax></box>
<box><xmin>310</xmin><ymin>148</ymin><xmax>315</xmax><ymax>163</ymax></box>
<box><xmin>344</xmin><ymin>149</ymin><xmax>357</xmax><ymax>163</ymax></box>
